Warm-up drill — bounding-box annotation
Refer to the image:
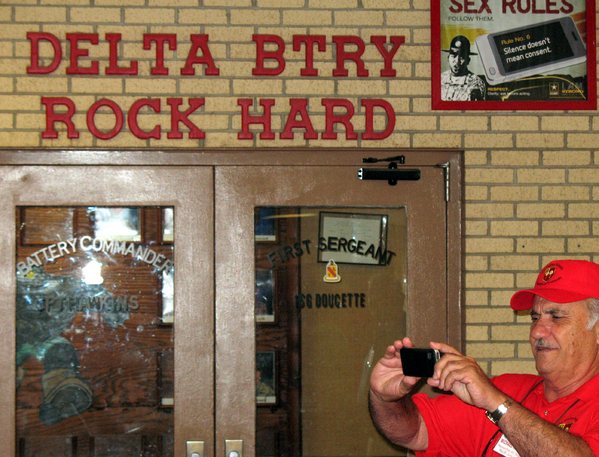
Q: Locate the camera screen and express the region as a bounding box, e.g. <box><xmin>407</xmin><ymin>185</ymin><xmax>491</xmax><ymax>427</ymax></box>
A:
<box><xmin>492</xmin><ymin>20</ymin><xmax>575</xmax><ymax>74</ymax></box>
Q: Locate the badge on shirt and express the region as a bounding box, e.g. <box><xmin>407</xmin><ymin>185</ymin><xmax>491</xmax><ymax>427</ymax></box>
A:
<box><xmin>493</xmin><ymin>434</ymin><xmax>521</xmax><ymax>457</ymax></box>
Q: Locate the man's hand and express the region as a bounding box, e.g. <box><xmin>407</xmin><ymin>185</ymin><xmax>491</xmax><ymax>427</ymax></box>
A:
<box><xmin>370</xmin><ymin>337</ymin><xmax>422</xmax><ymax>403</ymax></box>
<box><xmin>368</xmin><ymin>337</ymin><xmax>428</xmax><ymax>451</ymax></box>
<box><xmin>427</xmin><ymin>342</ymin><xmax>506</xmax><ymax>413</ymax></box>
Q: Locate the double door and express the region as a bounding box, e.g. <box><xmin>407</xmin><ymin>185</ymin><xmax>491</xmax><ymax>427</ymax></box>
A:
<box><xmin>0</xmin><ymin>150</ymin><xmax>462</xmax><ymax>457</ymax></box>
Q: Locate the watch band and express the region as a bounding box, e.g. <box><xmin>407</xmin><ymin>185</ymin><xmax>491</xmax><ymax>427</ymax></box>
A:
<box><xmin>486</xmin><ymin>399</ymin><xmax>512</xmax><ymax>425</ymax></box>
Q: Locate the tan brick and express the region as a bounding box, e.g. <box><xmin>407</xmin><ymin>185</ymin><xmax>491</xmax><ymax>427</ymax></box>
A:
<box><xmin>70</xmin><ymin>7</ymin><xmax>121</xmax><ymax>22</ymax></box>
<box><xmin>204</xmin><ymin>26</ymin><xmax>255</xmax><ymax>42</ymax></box>
<box><xmin>15</xmin><ymin>6</ymin><xmax>67</xmax><ymax>22</ymax></box>
<box><xmin>490</xmin><ymin>360</ymin><xmax>536</xmax><ymax>376</ymax></box>
<box><xmin>149</xmin><ymin>0</ymin><xmax>196</xmax><ymax>5</ymax></box>
<box><xmin>125</xmin><ymin>78</ymin><xmax>177</xmax><ymax>93</ymax></box>
<box><xmin>411</xmin><ymin>98</ymin><xmax>431</xmax><ymax>113</ymax></box>
<box><xmin>491</xmin><ymin>290</ymin><xmax>520</xmax><ymax>307</ymax></box>
<box><xmin>230</xmin><ymin>9</ymin><xmax>280</xmax><ymax>25</ymax></box>
<box><xmin>282</xmin><ymin>9</ymin><xmax>332</xmax><ymax>26</ymax></box>
<box><xmin>466</xmin><ymin>238</ymin><xmax>514</xmax><ymax>254</ymax></box>
<box><xmin>0</xmin><ymin>113</ymin><xmax>14</xmax><ymax>129</ymax></box>
<box><xmin>516</xmin><ymin>203</ymin><xmax>565</xmax><ymax>219</ymax></box>
<box><xmin>466</xmin><ymin>168</ymin><xmax>513</xmax><ymax>184</ymax></box>
<box><xmin>337</xmin><ymin>80</ymin><xmax>387</xmax><ymax>96</ymax></box>
<box><xmin>492</xmin><ymin>116</ymin><xmax>538</xmax><ymax>131</ymax></box>
<box><xmin>517</xmin><ymin>168</ymin><xmax>565</xmax><ymax>184</ymax></box>
<box><xmin>124</xmin><ymin>8</ymin><xmax>176</xmax><ymax>24</ymax></box>
<box><xmin>0</xmin><ymin>24</ymin><xmax>37</xmax><ymax>40</ymax></box>
<box><xmin>0</xmin><ymin>41</ymin><xmax>13</xmax><ymax>58</ymax></box>
<box><xmin>490</xmin><ymin>150</ymin><xmax>539</xmax><ymax>166</ymax></box>
<box><xmin>361</xmin><ymin>132</ymin><xmax>411</xmax><ymax>148</ymax></box>
<box><xmin>178</xmin><ymin>8</ymin><xmax>228</xmax><ymax>24</ymax></box>
<box><xmin>465</xmin><ymin>221</ymin><xmax>489</xmax><ymax>236</ymax></box>
<box><xmin>465</xmin><ymin>203</ymin><xmax>514</xmax><ymax>218</ymax></box>
<box><xmin>309</xmin><ymin>0</ymin><xmax>357</xmax><ymax>8</ymax></box>
<box><xmin>412</xmin><ymin>28</ymin><xmax>431</xmax><ymax>44</ymax></box>
<box><xmin>234</xmin><ymin>79</ymin><xmax>286</xmax><ymax>97</ymax></box>
<box><xmin>515</xmin><ymin>272</ymin><xmax>541</xmax><ymax>289</ymax></box>
<box><xmin>567</xmin><ymin>133</ymin><xmax>599</xmax><ymax>148</ymax></box>
<box><xmin>72</xmin><ymin>78</ymin><xmax>124</xmax><ymax>94</ymax></box>
<box><xmin>466</xmin><ymin>325</ymin><xmax>490</xmax><ymax>341</ymax></box>
<box><xmin>569</xmin><ymin>168</ymin><xmax>599</xmax><ymax>184</ymax></box>
<box><xmin>467</xmin><ymin>272</ymin><xmax>514</xmax><ymax>289</ymax></box>
<box><xmin>542</xmin><ymin>221</ymin><xmax>589</xmax><ymax>236</ymax></box>
<box><xmin>490</xmin><ymin>255</ymin><xmax>539</xmax><ymax>271</ymax></box>
<box><xmin>464</xmin><ymin>150</ymin><xmax>488</xmax><ymax>166</ymax></box>
<box><xmin>466</xmin><ymin>306</ymin><xmax>515</xmax><ymax>324</ymax></box>
<box><xmin>516</xmin><ymin>133</ymin><xmax>564</xmax><ymax>149</ymax></box>
<box><xmin>258</xmin><ymin>0</ymin><xmax>305</xmax><ymax>6</ymax></box>
<box><xmin>0</xmin><ymin>6</ymin><xmax>12</xmax><ymax>20</ymax></box>
<box><xmin>0</xmin><ymin>131</ymin><xmax>40</xmax><ymax>147</ymax></box>
<box><xmin>490</xmin><ymin>186</ymin><xmax>537</xmax><ymax>201</ymax></box>
<box><xmin>397</xmin><ymin>44</ymin><xmax>430</xmax><ymax>61</ymax></box>
<box><xmin>491</xmin><ymin>221</ymin><xmax>538</xmax><ymax>237</ymax></box>
<box><xmin>94</xmin><ymin>0</ymin><xmax>145</xmax><ymax>5</ymax></box>
<box><xmin>334</xmin><ymin>10</ymin><xmax>384</xmax><ymax>26</ymax></box>
<box><xmin>363</xmin><ymin>0</ymin><xmax>411</xmax><ymax>8</ymax></box>
<box><xmin>541</xmin><ymin>185</ymin><xmax>590</xmax><ymax>201</ymax></box>
<box><xmin>466</xmin><ymin>342</ymin><xmax>515</xmax><ymax>359</ymax></box>
<box><xmin>568</xmin><ymin>238</ymin><xmax>599</xmax><ymax>253</ymax></box>
<box><xmin>440</xmin><ymin>115</ymin><xmax>488</xmax><ymax>131</ymax></box>
<box><xmin>387</xmin><ymin>10</ymin><xmax>429</xmax><ymax>26</ymax></box>
<box><xmin>395</xmin><ymin>115</ymin><xmax>436</xmax><ymax>131</ymax></box>
<box><xmin>516</xmin><ymin>343</ymin><xmax>533</xmax><ymax>357</ymax></box>
<box><xmin>466</xmin><ymin>255</ymin><xmax>488</xmax><ymax>271</ymax></box>
<box><xmin>465</xmin><ymin>185</ymin><xmax>488</xmax><ymax>201</ymax></box>
<box><xmin>16</xmin><ymin>76</ymin><xmax>69</xmax><ymax>93</ymax></box>
<box><xmin>412</xmin><ymin>132</ymin><xmax>461</xmax><ymax>148</ymax></box>
<box><xmin>465</xmin><ymin>133</ymin><xmax>513</xmax><ymax>149</ymax></box>
<box><xmin>542</xmin><ymin>150</ymin><xmax>591</xmax><ymax>166</ymax></box>
<box><xmin>465</xmin><ymin>290</ymin><xmax>489</xmax><ymax>307</ymax></box>
<box><xmin>204</xmin><ymin>0</ymin><xmax>252</xmax><ymax>5</ymax></box>
<box><xmin>516</xmin><ymin>237</ymin><xmax>565</xmax><ymax>253</ymax></box>
<box><xmin>388</xmin><ymin>79</ymin><xmax>429</xmax><ymax>96</ymax></box>
<box><xmin>567</xmin><ymin>203</ymin><xmax>599</xmax><ymax>218</ymax></box>
<box><xmin>180</xmin><ymin>78</ymin><xmax>231</xmax><ymax>95</ymax></box>
<box><xmin>541</xmin><ymin>115</ymin><xmax>590</xmax><ymax>131</ymax></box>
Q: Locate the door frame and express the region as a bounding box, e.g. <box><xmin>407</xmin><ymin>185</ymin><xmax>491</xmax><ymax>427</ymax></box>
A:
<box><xmin>0</xmin><ymin>166</ymin><xmax>214</xmax><ymax>457</ymax></box>
<box><xmin>0</xmin><ymin>148</ymin><xmax>463</xmax><ymax>457</ymax></box>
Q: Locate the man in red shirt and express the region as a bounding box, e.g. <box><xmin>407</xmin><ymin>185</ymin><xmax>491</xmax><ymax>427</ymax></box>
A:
<box><xmin>369</xmin><ymin>260</ymin><xmax>599</xmax><ymax>456</ymax></box>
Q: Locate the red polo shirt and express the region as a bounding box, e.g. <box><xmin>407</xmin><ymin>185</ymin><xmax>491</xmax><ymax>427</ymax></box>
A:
<box><xmin>412</xmin><ymin>373</ymin><xmax>599</xmax><ymax>456</ymax></box>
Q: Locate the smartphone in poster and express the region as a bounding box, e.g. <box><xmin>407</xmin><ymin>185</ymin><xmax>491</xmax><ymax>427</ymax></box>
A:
<box><xmin>431</xmin><ymin>0</ymin><xmax>596</xmax><ymax>110</ymax></box>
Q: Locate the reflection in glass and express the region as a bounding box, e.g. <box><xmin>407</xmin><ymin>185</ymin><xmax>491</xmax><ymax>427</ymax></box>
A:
<box><xmin>16</xmin><ymin>206</ymin><xmax>174</xmax><ymax>456</ymax></box>
<box><xmin>92</xmin><ymin>207</ymin><xmax>141</xmax><ymax>241</ymax></box>
<box><xmin>163</xmin><ymin>208</ymin><xmax>174</xmax><ymax>242</ymax></box>
<box><xmin>256</xmin><ymin>352</ymin><xmax>276</xmax><ymax>405</ymax></box>
<box><xmin>255</xmin><ymin>269</ymin><xmax>275</xmax><ymax>323</ymax></box>
<box><xmin>255</xmin><ymin>207</ymin><xmax>408</xmax><ymax>457</ymax></box>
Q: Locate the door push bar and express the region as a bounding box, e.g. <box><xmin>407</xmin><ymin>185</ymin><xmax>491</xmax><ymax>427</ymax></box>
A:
<box><xmin>358</xmin><ymin>155</ymin><xmax>420</xmax><ymax>186</ymax></box>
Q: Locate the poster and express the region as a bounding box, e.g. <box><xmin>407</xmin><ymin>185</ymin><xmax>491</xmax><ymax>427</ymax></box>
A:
<box><xmin>431</xmin><ymin>0</ymin><xmax>596</xmax><ymax>110</ymax></box>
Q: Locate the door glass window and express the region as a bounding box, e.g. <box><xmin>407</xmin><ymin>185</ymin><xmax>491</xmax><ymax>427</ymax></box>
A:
<box><xmin>16</xmin><ymin>206</ymin><xmax>174</xmax><ymax>456</ymax></box>
<box><xmin>255</xmin><ymin>206</ymin><xmax>407</xmax><ymax>457</ymax></box>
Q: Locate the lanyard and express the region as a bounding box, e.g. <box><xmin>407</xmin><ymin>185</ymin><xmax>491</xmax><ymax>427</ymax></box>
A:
<box><xmin>480</xmin><ymin>379</ymin><xmax>581</xmax><ymax>457</ymax></box>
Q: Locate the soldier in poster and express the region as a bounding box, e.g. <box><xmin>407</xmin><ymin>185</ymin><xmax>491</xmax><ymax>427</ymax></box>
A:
<box><xmin>441</xmin><ymin>35</ymin><xmax>487</xmax><ymax>101</ymax></box>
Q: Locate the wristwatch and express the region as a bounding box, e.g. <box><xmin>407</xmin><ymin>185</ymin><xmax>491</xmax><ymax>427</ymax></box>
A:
<box><xmin>486</xmin><ymin>399</ymin><xmax>512</xmax><ymax>425</ymax></box>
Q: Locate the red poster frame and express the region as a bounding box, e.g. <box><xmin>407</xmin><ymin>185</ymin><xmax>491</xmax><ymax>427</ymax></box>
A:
<box><xmin>431</xmin><ymin>0</ymin><xmax>596</xmax><ymax>110</ymax></box>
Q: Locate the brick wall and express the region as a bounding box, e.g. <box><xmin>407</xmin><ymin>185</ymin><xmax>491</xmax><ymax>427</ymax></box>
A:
<box><xmin>2</xmin><ymin>0</ymin><xmax>598</xmax><ymax>376</ymax></box>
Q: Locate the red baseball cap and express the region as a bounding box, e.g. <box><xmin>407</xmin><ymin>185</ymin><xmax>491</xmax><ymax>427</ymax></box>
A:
<box><xmin>510</xmin><ymin>260</ymin><xmax>599</xmax><ymax>310</ymax></box>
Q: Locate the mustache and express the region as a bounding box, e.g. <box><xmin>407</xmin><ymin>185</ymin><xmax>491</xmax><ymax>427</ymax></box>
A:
<box><xmin>534</xmin><ymin>339</ymin><xmax>557</xmax><ymax>350</ymax></box>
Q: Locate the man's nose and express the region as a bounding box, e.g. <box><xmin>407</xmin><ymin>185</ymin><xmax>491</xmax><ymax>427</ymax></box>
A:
<box><xmin>530</xmin><ymin>318</ymin><xmax>551</xmax><ymax>339</ymax></box>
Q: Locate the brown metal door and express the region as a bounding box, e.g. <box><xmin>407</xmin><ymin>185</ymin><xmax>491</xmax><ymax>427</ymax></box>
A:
<box><xmin>0</xmin><ymin>166</ymin><xmax>214</xmax><ymax>457</ymax></box>
<box><xmin>215</xmin><ymin>163</ymin><xmax>455</xmax><ymax>457</ymax></box>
